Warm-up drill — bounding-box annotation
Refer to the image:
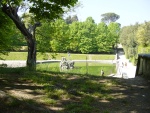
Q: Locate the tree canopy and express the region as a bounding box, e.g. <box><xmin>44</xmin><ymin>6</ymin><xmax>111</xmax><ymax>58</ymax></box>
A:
<box><xmin>65</xmin><ymin>15</ymin><xmax>78</xmax><ymax>24</ymax></box>
<box><xmin>101</xmin><ymin>12</ymin><xmax>120</xmax><ymax>24</ymax></box>
<box><xmin>120</xmin><ymin>21</ymin><xmax>150</xmax><ymax>64</ymax></box>
<box><xmin>0</xmin><ymin>0</ymin><xmax>78</xmax><ymax>68</ymax></box>
<box><xmin>36</xmin><ymin>17</ymin><xmax>120</xmax><ymax>54</ymax></box>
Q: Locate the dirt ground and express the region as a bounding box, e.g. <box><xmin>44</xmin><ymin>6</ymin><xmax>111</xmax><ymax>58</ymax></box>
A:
<box><xmin>0</xmin><ymin>75</ymin><xmax>150</xmax><ymax>113</ymax></box>
<box><xmin>109</xmin><ymin>76</ymin><xmax>150</xmax><ymax>113</ymax></box>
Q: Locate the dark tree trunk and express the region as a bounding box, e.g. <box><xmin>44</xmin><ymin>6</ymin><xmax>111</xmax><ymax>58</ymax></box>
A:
<box><xmin>135</xmin><ymin>55</ymin><xmax>140</xmax><ymax>76</ymax></box>
<box><xmin>2</xmin><ymin>5</ymin><xmax>39</xmax><ymax>70</ymax></box>
<box><xmin>27</xmin><ymin>37</ymin><xmax>36</xmax><ymax>70</ymax></box>
<box><xmin>27</xmin><ymin>22</ymin><xmax>40</xmax><ymax>69</ymax></box>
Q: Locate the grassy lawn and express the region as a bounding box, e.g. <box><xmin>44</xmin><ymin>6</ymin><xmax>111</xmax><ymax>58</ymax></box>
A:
<box><xmin>0</xmin><ymin>67</ymin><xmax>119</xmax><ymax>113</ymax></box>
<box><xmin>36</xmin><ymin>62</ymin><xmax>116</xmax><ymax>76</ymax></box>
<box><xmin>0</xmin><ymin>52</ymin><xmax>115</xmax><ymax>60</ymax></box>
<box><xmin>1</xmin><ymin>67</ymin><xmax>149</xmax><ymax>113</ymax></box>
<box><xmin>0</xmin><ymin>52</ymin><xmax>116</xmax><ymax>76</ymax></box>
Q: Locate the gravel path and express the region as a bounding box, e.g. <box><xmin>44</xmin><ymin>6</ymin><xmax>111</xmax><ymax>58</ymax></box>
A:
<box><xmin>111</xmin><ymin>50</ymin><xmax>137</xmax><ymax>79</ymax></box>
<box><xmin>0</xmin><ymin>60</ymin><xmax>26</xmax><ymax>67</ymax></box>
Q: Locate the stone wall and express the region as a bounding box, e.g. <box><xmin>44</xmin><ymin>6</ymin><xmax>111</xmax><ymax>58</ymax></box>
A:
<box><xmin>136</xmin><ymin>54</ymin><xmax>150</xmax><ymax>78</ymax></box>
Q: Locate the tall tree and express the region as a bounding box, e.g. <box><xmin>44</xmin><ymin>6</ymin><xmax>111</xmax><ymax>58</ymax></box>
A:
<box><xmin>65</xmin><ymin>15</ymin><xmax>78</xmax><ymax>24</ymax></box>
<box><xmin>71</xmin><ymin>15</ymin><xmax>78</xmax><ymax>22</ymax></box>
<box><xmin>65</xmin><ymin>16</ymin><xmax>72</xmax><ymax>24</ymax></box>
<box><xmin>96</xmin><ymin>22</ymin><xmax>110</xmax><ymax>52</ymax></box>
<box><xmin>80</xmin><ymin>17</ymin><xmax>96</xmax><ymax>53</ymax></box>
<box><xmin>1</xmin><ymin>0</ymin><xmax>78</xmax><ymax>69</ymax></box>
<box><xmin>101</xmin><ymin>12</ymin><xmax>120</xmax><ymax>24</ymax></box>
<box><xmin>69</xmin><ymin>21</ymin><xmax>83</xmax><ymax>52</ymax></box>
<box><xmin>108</xmin><ymin>22</ymin><xmax>120</xmax><ymax>49</ymax></box>
<box><xmin>50</xmin><ymin>19</ymin><xmax>70</xmax><ymax>52</ymax></box>
<box><xmin>120</xmin><ymin>24</ymin><xmax>139</xmax><ymax>60</ymax></box>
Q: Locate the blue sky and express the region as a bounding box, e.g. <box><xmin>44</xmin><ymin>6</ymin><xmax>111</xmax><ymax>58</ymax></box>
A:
<box><xmin>75</xmin><ymin>0</ymin><xmax>150</xmax><ymax>27</ymax></box>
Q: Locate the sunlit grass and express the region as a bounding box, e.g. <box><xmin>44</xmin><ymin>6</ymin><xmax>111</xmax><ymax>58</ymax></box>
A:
<box><xmin>0</xmin><ymin>52</ymin><xmax>115</xmax><ymax>60</ymax></box>
<box><xmin>36</xmin><ymin>62</ymin><xmax>116</xmax><ymax>76</ymax></box>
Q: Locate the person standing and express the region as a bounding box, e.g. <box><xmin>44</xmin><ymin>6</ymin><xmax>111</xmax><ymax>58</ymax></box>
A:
<box><xmin>101</xmin><ymin>70</ymin><xmax>104</xmax><ymax>76</ymax></box>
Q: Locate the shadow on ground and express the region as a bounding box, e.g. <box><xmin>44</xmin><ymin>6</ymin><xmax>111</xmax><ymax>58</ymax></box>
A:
<box><xmin>0</xmin><ymin>70</ymin><xmax>150</xmax><ymax>113</ymax></box>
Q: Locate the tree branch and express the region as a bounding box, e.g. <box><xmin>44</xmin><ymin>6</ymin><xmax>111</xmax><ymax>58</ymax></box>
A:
<box><xmin>2</xmin><ymin>5</ymin><xmax>32</xmax><ymax>40</ymax></box>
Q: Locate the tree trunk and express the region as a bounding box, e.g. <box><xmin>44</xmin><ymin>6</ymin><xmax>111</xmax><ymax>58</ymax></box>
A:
<box><xmin>27</xmin><ymin>37</ymin><xmax>36</xmax><ymax>70</ymax></box>
<box><xmin>2</xmin><ymin>5</ymin><xmax>37</xmax><ymax>70</ymax></box>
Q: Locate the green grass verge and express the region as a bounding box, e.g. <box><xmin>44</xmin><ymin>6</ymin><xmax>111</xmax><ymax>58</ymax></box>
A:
<box><xmin>0</xmin><ymin>52</ymin><xmax>115</xmax><ymax>60</ymax></box>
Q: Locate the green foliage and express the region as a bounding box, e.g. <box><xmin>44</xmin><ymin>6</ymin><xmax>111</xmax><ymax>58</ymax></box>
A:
<box><xmin>0</xmin><ymin>9</ymin><xmax>26</xmax><ymax>53</ymax></box>
<box><xmin>69</xmin><ymin>21</ymin><xmax>84</xmax><ymax>52</ymax></box>
<box><xmin>65</xmin><ymin>15</ymin><xmax>78</xmax><ymax>24</ymax></box>
<box><xmin>1</xmin><ymin>0</ymin><xmax>78</xmax><ymax>68</ymax></box>
<box><xmin>138</xmin><ymin>46</ymin><xmax>150</xmax><ymax>54</ymax></box>
<box><xmin>136</xmin><ymin>22</ymin><xmax>150</xmax><ymax>47</ymax></box>
<box><xmin>101</xmin><ymin>12</ymin><xmax>120</xmax><ymax>24</ymax></box>
<box><xmin>108</xmin><ymin>22</ymin><xmax>120</xmax><ymax>47</ymax></box>
<box><xmin>36</xmin><ymin>62</ymin><xmax>115</xmax><ymax>76</ymax></box>
<box><xmin>0</xmin><ymin>52</ymin><xmax>115</xmax><ymax>60</ymax></box>
<box><xmin>36</xmin><ymin>16</ymin><xmax>120</xmax><ymax>54</ymax></box>
<box><xmin>96</xmin><ymin>22</ymin><xmax>110</xmax><ymax>52</ymax></box>
<box><xmin>1</xmin><ymin>0</ymin><xmax>120</xmax><ymax>55</ymax></box>
<box><xmin>21</xmin><ymin>13</ymin><xmax>35</xmax><ymax>28</ymax></box>
<box><xmin>79</xmin><ymin>37</ymin><xmax>93</xmax><ymax>53</ymax></box>
<box><xmin>37</xmin><ymin>19</ymin><xmax>70</xmax><ymax>52</ymax></box>
<box><xmin>120</xmin><ymin>21</ymin><xmax>150</xmax><ymax>65</ymax></box>
<box><xmin>0</xmin><ymin>10</ymin><xmax>14</xmax><ymax>55</ymax></box>
<box><xmin>28</xmin><ymin>0</ymin><xmax>78</xmax><ymax>20</ymax></box>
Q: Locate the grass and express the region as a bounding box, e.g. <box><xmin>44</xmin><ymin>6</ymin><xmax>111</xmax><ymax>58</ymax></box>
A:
<box><xmin>0</xmin><ymin>52</ymin><xmax>115</xmax><ymax>60</ymax></box>
<box><xmin>0</xmin><ymin>67</ymin><xmax>120</xmax><ymax>113</ymax></box>
<box><xmin>0</xmin><ymin>51</ymin><xmax>116</xmax><ymax>76</ymax></box>
<box><xmin>36</xmin><ymin>62</ymin><xmax>116</xmax><ymax>76</ymax></box>
<box><xmin>0</xmin><ymin>52</ymin><xmax>116</xmax><ymax>112</ymax></box>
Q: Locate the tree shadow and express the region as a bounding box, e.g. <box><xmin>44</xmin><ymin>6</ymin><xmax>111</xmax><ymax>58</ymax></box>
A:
<box><xmin>0</xmin><ymin>69</ymin><xmax>150</xmax><ymax>113</ymax></box>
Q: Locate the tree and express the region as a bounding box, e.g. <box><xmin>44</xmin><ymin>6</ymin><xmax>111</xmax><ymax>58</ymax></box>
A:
<box><xmin>36</xmin><ymin>19</ymin><xmax>70</xmax><ymax>53</ymax></box>
<box><xmin>80</xmin><ymin>17</ymin><xmax>97</xmax><ymax>53</ymax></box>
<box><xmin>71</xmin><ymin>15</ymin><xmax>78</xmax><ymax>22</ymax></box>
<box><xmin>50</xmin><ymin>19</ymin><xmax>70</xmax><ymax>52</ymax></box>
<box><xmin>1</xmin><ymin>0</ymin><xmax>78</xmax><ymax>69</ymax></box>
<box><xmin>10</xmin><ymin>27</ymin><xmax>26</xmax><ymax>51</ymax></box>
<box><xmin>136</xmin><ymin>22</ymin><xmax>150</xmax><ymax>47</ymax></box>
<box><xmin>36</xmin><ymin>20</ymin><xmax>53</xmax><ymax>53</ymax></box>
<box><xmin>65</xmin><ymin>15</ymin><xmax>78</xmax><ymax>24</ymax></box>
<box><xmin>108</xmin><ymin>22</ymin><xmax>120</xmax><ymax>49</ymax></box>
<box><xmin>65</xmin><ymin>16</ymin><xmax>72</xmax><ymax>24</ymax></box>
<box><xmin>69</xmin><ymin>21</ymin><xmax>83</xmax><ymax>52</ymax></box>
<box><xmin>101</xmin><ymin>12</ymin><xmax>120</xmax><ymax>24</ymax></box>
<box><xmin>0</xmin><ymin>9</ymin><xmax>14</xmax><ymax>56</ymax></box>
<box><xmin>96</xmin><ymin>22</ymin><xmax>110</xmax><ymax>52</ymax></box>
<box><xmin>79</xmin><ymin>37</ymin><xmax>93</xmax><ymax>53</ymax></box>
<box><xmin>119</xmin><ymin>23</ymin><xmax>139</xmax><ymax>61</ymax></box>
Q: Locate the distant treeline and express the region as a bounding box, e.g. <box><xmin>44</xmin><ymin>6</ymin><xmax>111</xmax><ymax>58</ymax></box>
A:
<box><xmin>36</xmin><ymin>17</ymin><xmax>120</xmax><ymax>54</ymax></box>
<box><xmin>6</xmin><ymin>17</ymin><xmax>120</xmax><ymax>54</ymax></box>
<box><xmin>120</xmin><ymin>21</ymin><xmax>150</xmax><ymax>64</ymax></box>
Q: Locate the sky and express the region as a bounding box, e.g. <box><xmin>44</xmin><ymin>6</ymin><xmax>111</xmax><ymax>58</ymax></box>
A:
<box><xmin>74</xmin><ymin>0</ymin><xmax>150</xmax><ymax>27</ymax></box>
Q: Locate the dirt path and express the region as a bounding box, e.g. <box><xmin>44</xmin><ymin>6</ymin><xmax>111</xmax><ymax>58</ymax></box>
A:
<box><xmin>113</xmin><ymin>76</ymin><xmax>150</xmax><ymax>113</ymax></box>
